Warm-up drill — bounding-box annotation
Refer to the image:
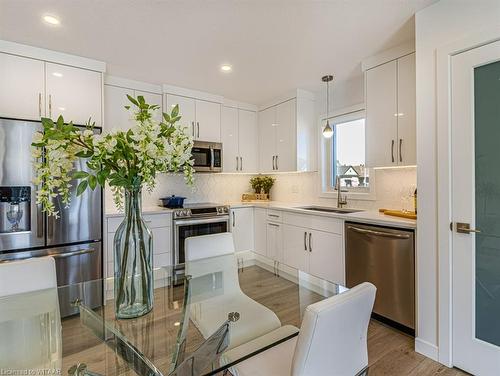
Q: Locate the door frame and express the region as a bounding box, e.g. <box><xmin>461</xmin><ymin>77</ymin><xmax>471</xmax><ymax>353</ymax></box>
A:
<box><xmin>436</xmin><ymin>25</ymin><xmax>500</xmax><ymax>367</ymax></box>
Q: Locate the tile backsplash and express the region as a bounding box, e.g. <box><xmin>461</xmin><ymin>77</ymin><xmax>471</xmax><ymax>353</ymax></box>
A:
<box><xmin>105</xmin><ymin>167</ymin><xmax>416</xmax><ymax>213</ymax></box>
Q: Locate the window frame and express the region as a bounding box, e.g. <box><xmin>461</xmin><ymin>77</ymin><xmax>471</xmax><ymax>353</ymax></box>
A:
<box><xmin>318</xmin><ymin>106</ymin><xmax>376</xmax><ymax>201</ymax></box>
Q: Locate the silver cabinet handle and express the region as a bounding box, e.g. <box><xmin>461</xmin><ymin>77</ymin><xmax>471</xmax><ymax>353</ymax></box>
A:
<box><xmin>52</xmin><ymin>248</ymin><xmax>95</xmax><ymax>259</ymax></box>
<box><xmin>48</xmin><ymin>94</ymin><xmax>52</xmax><ymax>118</ymax></box>
<box><xmin>197</xmin><ymin>122</ymin><xmax>200</xmax><ymax>138</ymax></box>
<box><xmin>268</xmin><ymin>223</ymin><xmax>280</xmax><ymax>227</ymax></box>
<box><xmin>268</xmin><ymin>214</ymin><xmax>279</xmax><ymax>218</ymax></box>
<box><xmin>232</xmin><ymin>211</ymin><xmax>236</xmax><ymax>227</ymax></box>
<box><xmin>276</xmin><ymin>155</ymin><xmax>279</xmax><ymax>170</ymax></box>
<box><xmin>304</xmin><ymin>231</ymin><xmax>307</xmax><ymax>251</ymax></box>
<box><xmin>347</xmin><ymin>225</ymin><xmax>411</xmax><ymax>239</ymax></box>
<box><xmin>399</xmin><ymin>139</ymin><xmax>403</xmax><ymax>162</ymax></box>
<box><xmin>240</xmin><ymin>157</ymin><xmax>243</xmax><ymax>171</ymax></box>
<box><xmin>308</xmin><ymin>232</ymin><xmax>312</xmax><ymax>252</ymax></box>
<box><xmin>191</xmin><ymin>121</ymin><xmax>195</xmax><ymax>137</ymax></box>
<box><xmin>36</xmin><ymin>203</ymin><xmax>43</xmax><ymax>238</ymax></box>
<box><xmin>391</xmin><ymin>140</ymin><xmax>395</xmax><ymax>163</ymax></box>
<box><xmin>38</xmin><ymin>93</ymin><xmax>42</xmax><ymax>117</ymax></box>
<box><xmin>236</xmin><ymin>156</ymin><xmax>239</xmax><ymax>171</ymax></box>
<box><xmin>272</xmin><ymin>156</ymin><xmax>276</xmax><ymax>170</ymax></box>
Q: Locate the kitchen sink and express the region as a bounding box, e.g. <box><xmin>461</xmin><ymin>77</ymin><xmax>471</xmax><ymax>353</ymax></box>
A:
<box><xmin>297</xmin><ymin>206</ymin><xmax>364</xmax><ymax>214</ymax></box>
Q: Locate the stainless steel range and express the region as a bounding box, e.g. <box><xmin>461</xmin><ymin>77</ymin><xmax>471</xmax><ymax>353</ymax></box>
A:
<box><xmin>170</xmin><ymin>203</ymin><xmax>229</xmax><ymax>273</ymax></box>
<box><xmin>0</xmin><ymin>118</ymin><xmax>103</xmax><ymax>317</ymax></box>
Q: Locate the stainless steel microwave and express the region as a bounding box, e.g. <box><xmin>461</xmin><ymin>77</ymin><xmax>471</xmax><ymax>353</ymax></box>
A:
<box><xmin>192</xmin><ymin>141</ymin><xmax>222</xmax><ymax>172</ymax></box>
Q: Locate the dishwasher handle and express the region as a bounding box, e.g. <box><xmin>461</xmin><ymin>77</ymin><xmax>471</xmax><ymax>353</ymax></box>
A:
<box><xmin>347</xmin><ymin>225</ymin><xmax>411</xmax><ymax>239</ymax></box>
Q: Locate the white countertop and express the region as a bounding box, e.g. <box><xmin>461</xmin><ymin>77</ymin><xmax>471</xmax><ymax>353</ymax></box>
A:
<box><xmin>226</xmin><ymin>201</ymin><xmax>417</xmax><ymax>229</ymax></box>
<box><xmin>105</xmin><ymin>201</ymin><xmax>416</xmax><ymax>229</ymax></box>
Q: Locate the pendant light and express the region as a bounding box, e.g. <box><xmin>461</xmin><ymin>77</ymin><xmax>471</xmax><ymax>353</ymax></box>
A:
<box><xmin>322</xmin><ymin>75</ymin><xmax>334</xmax><ymax>138</ymax></box>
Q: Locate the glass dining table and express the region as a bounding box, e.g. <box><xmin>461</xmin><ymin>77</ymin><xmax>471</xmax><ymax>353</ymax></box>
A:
<box><xmin>0</xmin><ymin>253</ymin><xmax>347</xmax><ymax>375</ymax></box>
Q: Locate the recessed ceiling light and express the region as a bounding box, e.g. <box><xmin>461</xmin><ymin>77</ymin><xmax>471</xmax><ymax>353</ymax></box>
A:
<box><xmin>52</xmin><ymin>72</ymin><xmax>63</xmax><ymax>78</ymax></box>
<box><xmin>220</xmin><ymin>64</ymin><xmax>232</xmax><ymax>72</ymax></box>
<box><xmin>43</xmin><ymin>14</ymin><xmax>60</xmax><ymax>26</ymax></box>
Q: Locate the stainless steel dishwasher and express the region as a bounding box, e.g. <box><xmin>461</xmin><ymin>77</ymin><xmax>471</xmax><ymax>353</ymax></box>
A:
<box><xmin>345</xmin><ymin>222</ymin><xmax>415</xmax><ymax>330</ymax></box>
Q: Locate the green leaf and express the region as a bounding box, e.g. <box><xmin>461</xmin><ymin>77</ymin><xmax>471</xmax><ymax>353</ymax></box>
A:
<box><xmin>76</xmin><ymin>180</ymin><xmax>88</xmax><ymax>196</ymax></box>
<box><xmin>124</xmin><ymin>105</ymin><xmax>130</xmax><ymax>110</ymax></box>
<box><xmin>126</xmin><ymin>94</ymin><xmax>139</xmax><ymax>106</ymax></box>
<box><xmin>88</xmin><ymin>175</ymin><xmax>97</xmax><ymax>190</ymax></box>
<box><xmin>56</xmin><ymin>115</ymin><xmax>64</xmax><ymax>128</ymax></box>
<box><xmin>137</xmin><ymin>95</ymin><xmax>145</xmax><ymax>105</ymax></box>
<box><xmin>171</xmin><ymin>104</ymin><xmax>179</xmax><ymax>118</ymax></box>
<box><xmin>72</xmin><ymin>171</ymin><xmax>89</xmax><ymax>179</ymax></box>
<box><xmin>162</xmin><ymin>113</ymin><xmax>171</xmax><ymax>122</ymax></box>
<box><xmin>96</xmin><ymin>170</ymin><xmax>109</xmax><ymax>186</ymax></box>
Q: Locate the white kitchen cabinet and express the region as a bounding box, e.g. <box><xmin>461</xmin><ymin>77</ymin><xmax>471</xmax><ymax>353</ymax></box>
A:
<box><xmin>165</xmin><ymin>94</ymin><xmax>196</xmax><ymax>136</ymax></box>
<box><xmin>195</xmin><ymin>99</ymin><xmax>221</xmax><ymax>142</ymax></box>
<box><xmin>104</xmin><ymin>85</ymin><xmax>134</xmax><ymax>131</ymax></box>
<box><xmin>136</xmin><ymin>90</ymin><xmax>163</xmax><ymax>123</ymax></box>
<box><xmin>365</xmin><ymin>53</ymin><xmax>415</xmax><ymax>167</ymax></box>
<box><xmin>0</xmin><ymin>53</ymin><xmax>45</xmax><ymax>120</ymax></box>
<box><xmin>258</xmin><ymin>90</ymin><xmax>315</xmax><ymax>173</ymax></box>
<box><xmin>283</xmin><ymin>224</ymin><xmax>309</xmax><ymax>272</ymax></box>
<box><xmin>231</xmin><ymin>207</ymin><xmax>255</xmax><ymax>252</ymax></box>
<box><xmin>253</xmin><ymin>208</ymin><xmax>267</xmax><ymax>256</ymax></box>
<box><xmin>46</xmin><ymin>62</ymin><xmax>102</xmax><ymax>126</ymax></box>
<box><xmin>308</xmin><ymin>229</ymin><xmax>344</xmax><ymax>284</ymax></box>
<box><xmin>266</xmin><ymin>222</ymin><xmax>283</xmax><ymax>263</ymax></box>
<box><xmin>221</xmin><ymin>106</ymin><xmax>258</xmax><ymax>173</ymax></box>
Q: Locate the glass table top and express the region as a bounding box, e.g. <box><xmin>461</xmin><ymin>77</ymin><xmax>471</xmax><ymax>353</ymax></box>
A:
<box><xmin>0</xmin><ymin>253</ymin><xmax>347</xmax><ymax>375</ymax></box>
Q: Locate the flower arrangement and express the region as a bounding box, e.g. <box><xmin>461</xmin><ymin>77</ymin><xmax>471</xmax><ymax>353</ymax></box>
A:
<box><xmin>250</xmin><ymin>175</ymin><xmax>276</xmax><ymax>195</ymax></box>
<box><xmin>32</xmin><ymin>95</ymin><xmax>195</xmax><ymax>217</ymax></box>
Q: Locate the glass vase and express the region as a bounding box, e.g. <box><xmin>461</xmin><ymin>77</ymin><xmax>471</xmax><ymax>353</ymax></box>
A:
<box><xmin>114</xmin><ymin>188</ymin><xmax>153</xmax><ymax>319</ymax></box>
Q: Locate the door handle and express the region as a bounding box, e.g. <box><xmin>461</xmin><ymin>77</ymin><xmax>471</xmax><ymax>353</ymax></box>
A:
<box><xmin>276</xmin><ymin>155</ymin><xmax>279</xmax><ymax>170</ymax></box>
<box><xmin>399</xmin><ymin>139</ymin><xmax>403</xmax><ymax>163</ymax></box>
<box><xmin>38</xmin><ymin>93</ymin><xmax>42</xmax><ymax>117</ymax></box>
<box><xmin>191</xmin><ymin>122</ymin><xmax>195</xmax><ymax>137</ymax></box>
<box><xmin>304</xmin><ymin>232</ymin><xmax>307</xmax><ymax>251</ymax></box>
<box><xmin>232</xmin><ymin>211</ymin><xmax>236</xmax><ymax>227</ymax></box>
<box><xmin>236</xmin><ymin>156</ymin><xmax>239</xmax><ymax>171</ymax></box>
<box><xmin>308</xmin><ymin>232</ymin><xmax>312</xmax><ymax>252</ymax></box>
<box><xmin>48</xmin><ymin>94</ymin><xmax>52</xmax><ymax>118</ymax></box>
<box><xmin>391</xmin><ymin>140</ymin><xmax>395</xmax><ymax>163</ymax></box>
<box><xmin>197</xmin><ymin>122</ymin><xmax>200</xmax><ymax>138</ymax></box>
<box><xmin>456</xmin><ymin>222</ymin><xmax>481</xmax><ymax>234</ymax></box>
<box><xmin>52</xmin><ymin>248</ymin><xmax>96</xmax><ymax>259</ymax></box>
<box><xmin>210</xmin><ymin>146</ymin><xmax>214</xmax><ymax>170</ymax></box>
<box><xmin>240</xmin><ymin>157</ymin><xmax>243</xmax><ymax>171</ymax></box>
<box><xmin>36</xmin><ymin>202</ymin><xmax>43</xmax><ymax>238</ymax></box>
<box><xmin>347</xmin><ymin>225</ymin><xmax>411</xmax><ymax>239</ymax></box>
<box><xmin>272</xmin><ymin>156</ymin><xmax>276</xmax><ymax>170</ymax></box>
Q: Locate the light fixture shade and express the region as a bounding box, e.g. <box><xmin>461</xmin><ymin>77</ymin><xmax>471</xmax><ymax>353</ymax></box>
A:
<box><xmin>323</xmin><ymin>120</ymin><xmax>333</xmax><ymax>138</ymax></box>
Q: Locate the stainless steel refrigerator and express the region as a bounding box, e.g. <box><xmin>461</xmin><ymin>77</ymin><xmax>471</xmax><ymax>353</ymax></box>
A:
<box><xmin>0</xmin><ymin>118</ymin><xmax>103</xmax><ymax>317</ymax></box>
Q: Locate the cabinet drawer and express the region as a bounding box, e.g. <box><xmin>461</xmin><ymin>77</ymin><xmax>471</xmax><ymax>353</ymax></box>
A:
<box><xmin>267</xmin><ymin>209</ymin><xmax>282</xmax><ymax>222</ymax></box>
<box><xmin>107</xmin><ymin>212</ymin><xmax>172</xmax><ymax>233</ymax></box>
<box><xmin>151</xmin><ymin>227</ymin><xmax>172</xmax><ymax>254</ymax></box>
<box><xmin>283</xmin><ymin>212</ymin><xmax>343</xmax><ymax>234</ymax></box>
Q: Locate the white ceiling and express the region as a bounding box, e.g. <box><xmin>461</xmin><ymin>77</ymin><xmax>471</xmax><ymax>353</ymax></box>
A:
<box><xmin>0</xmin><ymin>0</ymin><xmax>435</xmax><ymax>105</ymax></box>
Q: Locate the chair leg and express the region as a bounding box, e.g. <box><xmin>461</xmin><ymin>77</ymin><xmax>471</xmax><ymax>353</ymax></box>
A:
<box><xmin>355</xmin><ymin>366</ymin><xmax>369</xmax><ymax>376</ymax></box>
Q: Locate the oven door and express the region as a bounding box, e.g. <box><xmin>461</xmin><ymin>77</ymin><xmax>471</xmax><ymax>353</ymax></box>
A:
<box><xmin>174</xmin><ymin>216</ymin><xmax>229</xmax><ymax>266</ymax></box>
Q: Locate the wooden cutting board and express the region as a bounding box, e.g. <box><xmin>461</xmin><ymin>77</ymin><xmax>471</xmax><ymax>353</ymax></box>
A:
<box><xmin>378</xmin><ymin>209</ymin><xmax>417</xmax><ymax>220</ymax></box>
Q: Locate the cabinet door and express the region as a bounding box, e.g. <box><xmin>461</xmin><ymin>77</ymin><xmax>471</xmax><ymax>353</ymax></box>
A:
<box><xmin>135</xmin><ymin>90</ymin><xmax>163</xmax><ymax>123</ymax></box>
<box><xmin>46</xmin><ymin>63</ymin><xmax>102</xmax><ymax>126</ymax></box>
<box><xmin>365</xmin><ymin>60</ymin><xmax>398</xmax><ymax>167</ymax></box>
<box><xmin>283</xmin><ymin>224</ymin><xmax>309</xmax><ymax>272</ymax></box>
<box><xmin>254</xmin><ymin>208</ymin><xmax>267</xmax><ymax>256</ymax></box>
<box><xmin>104</xmin><ymin>85</ymin><xmax>134</xmax><ymax>132</ymax></box>
<box><xmin>166</xmin><ymin>94</ymin><xmax>196</xmax><ymax>137</ymax></box>
<box><xmin>258</xmin><ymin>107</ymin><xmax>276</xmax><ymax>172</ymax></box>
<box><xmin>221</xmin><ymin>106</ymin><xmax>239</xmax><ymax>172</ymax></box>
<box><xmin>231</xmin><ymin>208</ymin><xmax>255</xmax><ymax>252</ymax></box>
<box><xmin>0</xmin><ymin>53</ymin><xmax>45</xmax><ymax>120</ymax></box>
<box><xmin>238</xmin><ymin>109</ymin><xmax>259</xmax><ymax>173</ymax></box>
<box><xmin>266</xmin><ymin>222</ymin><xmax>283</xmax><ymax>263</ymax></box>
<box><xmin>397</xmin><ymin>53</ymin><xmax>416</xmax><ymax>166</ymax></box>
<box><xmin>275</xmin><ymin>99</ymin><xmax>297</xmax><ymax>172</ymax></box>
<box><xmin>308</xmin><ymin>230</ymin><xmax>344</xmax><ymax>284</ymax></box>
<box><xmin>195</xmin><ymin>100</ymin><xmax>221</xmax><ymax>142</ymax></box>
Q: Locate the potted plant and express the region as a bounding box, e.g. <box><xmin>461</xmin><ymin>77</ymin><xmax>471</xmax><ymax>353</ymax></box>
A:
<box><xmin>249</xmin><ymin>175</ymin><xmax>275</xmax><ymax>199</ymax></box>
<box><xmin>32</xmin><ymin>95</ymin><xmax>195</xmax><ymax>318</ymax></box>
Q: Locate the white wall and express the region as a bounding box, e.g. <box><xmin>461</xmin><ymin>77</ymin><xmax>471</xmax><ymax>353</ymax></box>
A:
<box><xmin>415</xmin><ymin>0</ymin><xmax>500</xmax><ymax>362</ymax></box>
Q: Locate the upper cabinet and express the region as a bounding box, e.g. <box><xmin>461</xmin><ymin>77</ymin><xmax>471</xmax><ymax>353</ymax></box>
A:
<box><xmin>104</xmin><ymin>77</ymin><xmax>162</xmax><ymax>131</ymax></box>
<box><xmin>165</xmin><ymin>93</ymin><xmax>221</xmax><ymax>143</ymax></box>
<box><xmin>0</xmin><ymin>53</ymin><xmax>45</xmax><ymax>121</ymax></box>
<box><xmin>46</xmin><ymin>63</ymin><xmax>102</xmax><ymax>126</ymax></box>
<box><xmin>258</xmin><ymin>90</ymin><xmax>316</xmax><ymax>173</ymax></box>
<box><xmin>365</xmin><ymin>52</ymin><xmax>416</xmax><ymax>167</ymax></box>
<box><xmin>0</xmin><ymin>47</ymin><xmax>104</xmax><ymax>126</ymax></box>
<box><xmin>221</xmin><ymin>106</ymin><xmax>258</xmax><ymax>173</ymax></box>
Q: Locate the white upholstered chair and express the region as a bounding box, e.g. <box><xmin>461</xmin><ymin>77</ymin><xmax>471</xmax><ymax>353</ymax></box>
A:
<box><xmin>0</xmin><ymin>257</ymin><xmax>62</xmax><ymax>369</ymax></box>
<box><xmin>229</xmin><ymin>282</ymin><xmax>377</xmax><ymax>376</ymax></box>
<box><xmin>184</xmin><ymin>232</ymin><xmax>282</xmax><ymax>350</ymax></box>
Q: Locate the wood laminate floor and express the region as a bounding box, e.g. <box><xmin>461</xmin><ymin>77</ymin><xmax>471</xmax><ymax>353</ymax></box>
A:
<box><xmin>61</xmin><ymin>265</ymin><xmax>468</xmax><ymax>375</ymax></box>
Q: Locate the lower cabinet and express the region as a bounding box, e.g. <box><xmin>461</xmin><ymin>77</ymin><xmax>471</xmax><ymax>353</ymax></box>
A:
<box><xmin>266</xmin><ymin>222</ymin><xmax>283</xmax><ymax>263</ymax></box>
<box><xmin>254</xmin><ymin>208</ymin><xmax>267</xmax><ymax>256</ymax></box>
<box><xmin>230</xmin><ymin>207</ymin><xmax>255</xmax><ymax>252</ymax></box>
<box><xmin>283</xmin><ymin>224</ymin><xmax>309</xmax><ymax>271</ymax></box>
<box><xmin>105</xmin><ymin>212</ymin><xmax>172</xmax><ymax>278</ymax></box>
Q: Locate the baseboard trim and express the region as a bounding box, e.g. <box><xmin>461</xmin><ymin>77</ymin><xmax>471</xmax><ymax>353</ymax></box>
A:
<box><xmin>415</xmin><ymin>337</ymin><xmax>439</xmax><ymax>361</ymax></box>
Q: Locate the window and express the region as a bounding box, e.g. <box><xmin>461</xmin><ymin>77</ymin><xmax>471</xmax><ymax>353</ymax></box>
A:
<box><xmin>320</xmin><ymin>108</ymin><xmax>373</xmax><ymax>198</ymax></box>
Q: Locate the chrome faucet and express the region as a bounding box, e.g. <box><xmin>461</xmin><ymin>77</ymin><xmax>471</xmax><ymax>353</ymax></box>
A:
<box><xmin>336</xmin><ymin>176</ymin><xmax>348</xmax><ymax>208</ymax></box>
